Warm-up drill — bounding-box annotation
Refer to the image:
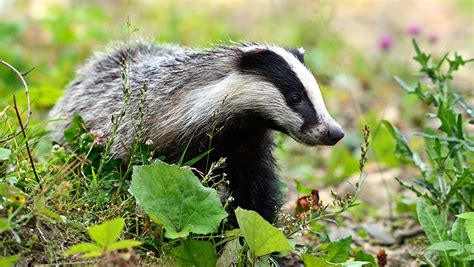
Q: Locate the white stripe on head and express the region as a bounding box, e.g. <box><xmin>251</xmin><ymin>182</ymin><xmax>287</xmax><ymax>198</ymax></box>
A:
<box><xmin>266</xmin><ymin>45</ymin><xmax>335</xmax><ymax>124</ymax></box>
<box><xmin>170</xmin><ymin>72</ymin><xmax>303</xmax><ymax>133</ymax></box>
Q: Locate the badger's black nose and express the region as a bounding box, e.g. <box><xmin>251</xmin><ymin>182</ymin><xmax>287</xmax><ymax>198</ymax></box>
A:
<box><xmin>325</xmin><ymin>126</ymin><xmax>344</xmax><ymax>145</ymax></box>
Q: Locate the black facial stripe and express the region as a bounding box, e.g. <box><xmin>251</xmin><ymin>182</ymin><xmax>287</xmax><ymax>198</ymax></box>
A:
<box><xmin>239</xmin><ymin>49</ymin><xmax>318</xmax><ymax>129</ymax></box>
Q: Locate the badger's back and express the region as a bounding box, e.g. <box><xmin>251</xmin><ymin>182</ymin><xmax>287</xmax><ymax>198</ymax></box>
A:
<box><xmin>48</xmin><ymin>41</ymin><xmax>239</xmax><ymax>159</ymax></box>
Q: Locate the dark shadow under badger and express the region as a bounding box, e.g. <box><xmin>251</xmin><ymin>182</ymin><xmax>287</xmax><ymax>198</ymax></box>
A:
<box><xmin>48</xmin><ymin>41</ymin><xmax>344</xmax><ymax>222</ymax></box>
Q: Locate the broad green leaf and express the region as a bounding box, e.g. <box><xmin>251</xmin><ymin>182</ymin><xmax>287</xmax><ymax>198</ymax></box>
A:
<box><xmin>417</xmin><ymin>200</ymin><xmax>448</xmax><ymax>243</ymax></box>
<box><xmin>324</xmin><ymin>236</ymin><xmax>352</xmax><ymax>263</ymax></box>
<box><xmin>0</xmin><ymin>148</ymin><xmax>11</xmax><ymax>161</ymax></box>
<box><xmin>216</xmin><ymin>238</ymin><xmax>242</xmax><ymax>267</ymax></box>
<box><xmin>64</xmin><ymin>243</ymin><xmax>102</xmax><ymax>255</ymax></box>
<box><xmin>417</xmin><ymin>200</ymin><xmax>449</xmax><ymax>265</ymax></box>
<box><xmin>0</xmin><ymin>255</ymin><xmax>19</xmax><ymax>267</ymax></box>
<box><xmin>106</xmin><ymin>240</ymin><xmax>142</xmax><ymax>252</ymax></box>
<box><xmin>170</xmin><ymin>239</ymin><xmax>216</xmax><ymax>267</ymax></box>
<box><xmin>427</xmin><ymin>241</ymin><xmax>462</xmax><ymax>251</ymax></box>
<box><xmin>303</xmin><ymin>254</ymin><xmax>341</xmax><ymax>267</ymax></box>
<box><xmin>456</xmin><ymin>212</ymin><xmax>474</xmax><ymax>244</ymax></box>
<box><xmin>235</xmin><ymin>208</ymin><xmax>292</xmax><ymax>257</ymax></box>
<box><xmin>129</xmin><ymin>160</ymin><xmax>227</xmax><ymax>239</ymax></box>
<box><xmin>88</xmin><ymin>218</ymin><xmax>124</xmax><ymax>247</ymax></box>
<box><xmin>452</xmin><ymin>218</ymin><xmax>469</xmax><ymax>247</ymax></box>
<box><xmin>354</xmin><ymin>250</ymin><xmax>376</xmax><ymax>267</ymax></box>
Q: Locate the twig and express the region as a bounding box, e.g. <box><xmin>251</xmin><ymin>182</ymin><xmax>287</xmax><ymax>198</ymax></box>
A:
<box><xmin>13</xmin><ymin>95</ymin><xmax>42</xmax><ymax>189</ymax></box>
<box><xmin>21</xmin><ymin>66</ymin><xmax>35</xmax><ymax>76</ymax></box>
<box><xmin>0</xmin><ymin>59</ymin><xmax>32</xmax><ymax>143</ymax></box>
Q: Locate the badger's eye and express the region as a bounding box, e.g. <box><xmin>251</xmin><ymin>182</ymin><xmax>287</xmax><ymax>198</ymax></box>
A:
<box><xmin>289</xmin><ymin>94</ymin><xmax>302</xmax><ymax>105</ymax></box>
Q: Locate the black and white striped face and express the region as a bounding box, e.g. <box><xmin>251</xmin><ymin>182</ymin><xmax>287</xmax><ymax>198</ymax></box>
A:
<box><xmin>237</xmin><ymin>45</ymin><xmax>344</xmax><ymax>146</ymax></box>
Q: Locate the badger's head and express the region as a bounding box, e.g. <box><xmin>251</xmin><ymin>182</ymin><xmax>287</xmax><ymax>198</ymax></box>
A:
<box><xmin>234</xmin><ymin>44</ymin><xmax>344</xmax><ymax>146</ymax></box>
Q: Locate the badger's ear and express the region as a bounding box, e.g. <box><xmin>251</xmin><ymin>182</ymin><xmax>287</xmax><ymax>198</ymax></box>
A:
<box><xmin>238</xmin><ymin>48</ymin><xmax>301</xmax><ymax>90</ymax></box>
<box><xmin>239</xmin><ymin>49</ymin><xmax>279</xmax><ymax>72</ymax></box>
<box><xmin>287</xmin><ymin>47</ymin><xmax>305</xmax><ymax>63</ymax></box>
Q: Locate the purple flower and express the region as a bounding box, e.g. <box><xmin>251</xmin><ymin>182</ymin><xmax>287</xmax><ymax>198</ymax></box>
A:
<box><xmin>428</xmin><ymin>32</ymin><xmax>438</xmax><ymax>44</ymax></box>
<box><xmin>91</xmin><ymin>129</ymin><xmax>106</xmax><ymax>146</ymax></box>
<box><xmin>378</xmin><ymin>34</ymin><xmax>393</xmax><ymax>51</ymax></box>
<box><xmin>407</xmin><ymin>23</ymin><xmax>422</xmax><ymax>36</ymax></box>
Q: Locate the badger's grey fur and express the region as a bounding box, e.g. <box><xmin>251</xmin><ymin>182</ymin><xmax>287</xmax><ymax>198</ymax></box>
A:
<box><xmin>48</xmin><ymin>41</ymin><xmax>344</xmax><ymax>221</ymax></box>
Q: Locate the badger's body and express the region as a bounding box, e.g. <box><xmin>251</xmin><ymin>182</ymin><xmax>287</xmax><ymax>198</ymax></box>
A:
<box><xmin>49</xmin><ymin>41</ymin><xmax>344</xmax><ymax>221</ymax></box>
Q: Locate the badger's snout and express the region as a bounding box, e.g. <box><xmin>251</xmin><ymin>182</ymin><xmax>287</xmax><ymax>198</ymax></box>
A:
<box><xmin>324</xmin><ymin>125</ymin><xmax>345</xmax><ymax>145</ymax></box>
<box><xmin>290</xmin><ymin>122</ymin><xmax>344</xmax><ymax>147</ymax></box>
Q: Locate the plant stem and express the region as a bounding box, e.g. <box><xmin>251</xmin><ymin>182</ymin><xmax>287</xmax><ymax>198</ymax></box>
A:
<box><xmin>437</xmin><ymin>171</ymin><xmax>448</xmax><ymax>223</ymax></box>
<box><xmin>13</xmin><ymin>95</ymin><xmax>41</xmax><ymax>189</ymax></box>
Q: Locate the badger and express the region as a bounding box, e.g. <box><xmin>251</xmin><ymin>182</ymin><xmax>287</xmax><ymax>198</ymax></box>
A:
<box><xmin>48</xmin><ymin>41</ymin><xmax>344</xmax><ymax>222</ymax></box>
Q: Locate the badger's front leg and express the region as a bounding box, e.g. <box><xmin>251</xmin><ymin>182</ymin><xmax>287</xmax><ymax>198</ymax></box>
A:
<box><xmin>220</xmin><ymin>129</ymin><xmax>283</xmax><ymax>222</ymax></box>
<box><xmin>226</xmin><ymin>157</ymin><xmax>283</xmax><ymax>222</ymax></box>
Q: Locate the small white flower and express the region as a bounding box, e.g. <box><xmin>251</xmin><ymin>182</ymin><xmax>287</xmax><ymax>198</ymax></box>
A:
<box><xmin>51</xmin><ymin>144</ymin><xmax>64</xmax><ymax>154</ymax></box>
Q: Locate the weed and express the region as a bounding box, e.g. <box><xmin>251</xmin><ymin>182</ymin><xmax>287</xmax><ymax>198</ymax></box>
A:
<box><xmin>64</xmin><ymin>218</ymin><xmax>141</xmax><ymax>264</ymax></box>
<box><xmin>385</xmin><ymin>39</ymin><xmax>473</xmax><ymax>266</ymax></box>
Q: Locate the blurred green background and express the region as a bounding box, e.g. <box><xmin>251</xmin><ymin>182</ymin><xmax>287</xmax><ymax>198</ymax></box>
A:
<box><xmin>1</xmin><ymin>0</ymin><xmax>473</xmax><ymax>195</ymax></box>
